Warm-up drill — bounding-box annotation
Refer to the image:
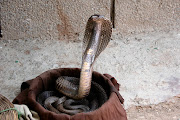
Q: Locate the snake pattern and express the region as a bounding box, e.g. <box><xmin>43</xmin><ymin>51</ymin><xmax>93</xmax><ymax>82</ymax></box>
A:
<box><xmin>37</xmin><ymin>81</ymin><xmax>107</xmax><ymax>115</ymax></box>
<box><xmin>37</xmin><ymin>15</ymin><xmax>112</xmax><ymax>115</ymax></box>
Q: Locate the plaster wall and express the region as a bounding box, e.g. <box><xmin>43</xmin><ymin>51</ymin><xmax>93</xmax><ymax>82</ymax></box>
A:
<box><xmin>1</xmin><ymin>0</ymin><xmax>180</xmax><ymax>40</ymax></box>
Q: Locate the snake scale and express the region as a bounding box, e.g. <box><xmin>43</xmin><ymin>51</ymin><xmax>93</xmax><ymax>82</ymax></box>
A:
<box><xmin>37</xmin><ymin>15</ymin><xmax>112</xmax><ymax>115</ymax></box>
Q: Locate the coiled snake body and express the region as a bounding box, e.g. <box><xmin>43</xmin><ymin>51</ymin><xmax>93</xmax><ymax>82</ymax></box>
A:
<box><xmin>37</xmin><ymin>15</ymin><xmax>112</xmax><ymax>115</ymax></box>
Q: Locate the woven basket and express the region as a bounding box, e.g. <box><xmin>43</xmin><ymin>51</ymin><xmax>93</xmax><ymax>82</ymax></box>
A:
<box><xmin>0</xmin><ymin>94</ymin><xmax>18</xmax><ymax>120</ymax></box>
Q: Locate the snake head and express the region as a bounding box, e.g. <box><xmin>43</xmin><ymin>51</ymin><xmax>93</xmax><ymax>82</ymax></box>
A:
<box><xmin>90</xmin><ymin>15</ymin><xmax>106</xmax><ymax>23</ymax></box>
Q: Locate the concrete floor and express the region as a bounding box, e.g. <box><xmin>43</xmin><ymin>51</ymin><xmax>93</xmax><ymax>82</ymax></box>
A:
<box><xmin>0</xmin><ymin>31</ymin><xmax>180</xmax><ymax>118</ymax></box>
<box><xmin>127</xmin><ymin>95</ymin><xmax>180</xmax><ymax>120</ymax></box>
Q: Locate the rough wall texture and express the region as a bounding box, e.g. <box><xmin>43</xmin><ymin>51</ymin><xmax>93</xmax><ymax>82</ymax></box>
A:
<box><xmin>0</xmin><ymin>0</ymin><xmax>110</xmax><ymax>41</ymax></box>
<box><xmin>1</xmin><ymin>0</ymin><xmax>180</xmax><ymax>40</ymax></box>
<box><xmin>1</xmin><ymin>0</ymin><xmax>58</xmax><ymax>40</ymax></box>
<box><xmin>115</xmin><ymin>0</ymin><xmax>180</xmax><ymax>36</ymax></box>
<box><xmin>0</xmin><ymin>0</ymin><xmax>180</xmax><ymax>110</ymax></box>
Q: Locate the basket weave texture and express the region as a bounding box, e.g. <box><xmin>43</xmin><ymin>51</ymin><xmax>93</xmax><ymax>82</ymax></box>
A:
<box><xmin>0</xmin><ymin>94</ymin><xmax>18</xmax><ymax>120</ymax></box>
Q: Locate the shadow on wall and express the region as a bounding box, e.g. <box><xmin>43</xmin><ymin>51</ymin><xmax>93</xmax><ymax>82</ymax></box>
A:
<box><xmin>0</xmin><ymin>22</ymin><xmax>2</xmax><ymax>38</ymax></box>
<box><xmin>0</xmin><ymin>13</ymin><xmax>1</xmax><ymax>37</ymax></box>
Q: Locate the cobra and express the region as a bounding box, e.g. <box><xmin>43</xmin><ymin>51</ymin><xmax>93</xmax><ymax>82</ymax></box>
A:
<box><xmin>38</xmin><ymin>80</ymin><xmax>108</xmax><ymax>115</ymax></box>
<box><xmin>55</xmin><ymin>15</ymin><xmax>112</xmax><ymax>99</ymax></box>
<box><xmin>37</xmin><ymin>15</ymin><xmax>112</xmax><ymax>115</ymax></box>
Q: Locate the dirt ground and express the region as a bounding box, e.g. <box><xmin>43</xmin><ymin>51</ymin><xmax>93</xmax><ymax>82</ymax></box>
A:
<box><xmin>126</xmin><ymin>94</ymin><xmax>180</xmax><ymax>120</ymax></box>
